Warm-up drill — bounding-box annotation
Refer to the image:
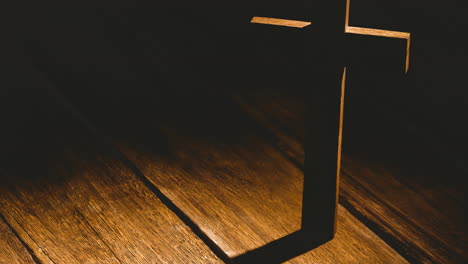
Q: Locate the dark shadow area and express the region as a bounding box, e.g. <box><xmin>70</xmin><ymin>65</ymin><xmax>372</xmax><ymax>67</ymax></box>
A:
<box><xmin>348</xmin><ymin>0</ymin><xmax>468</xmax><ymax>173</ymax></box>
<box><xmin>233</xmin><ymin>230</ymin><xmax>332</xmax><ymax>264</ymax></box>
<box><xmin>0</xmin><ymin>29</ymin><xmax>89</xmax><ymax>186</ymax></box>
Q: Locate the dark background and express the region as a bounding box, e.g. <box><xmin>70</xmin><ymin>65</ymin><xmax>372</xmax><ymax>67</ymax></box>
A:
<box><xmin>348</xmin><ymin>0</ymin><xmax>468</xmax><ymax>171</ymax></box>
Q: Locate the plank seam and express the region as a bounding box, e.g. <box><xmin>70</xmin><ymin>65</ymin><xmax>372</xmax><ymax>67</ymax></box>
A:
<box><xmin>340</xmin><ymin>170</ymin><xmax>462</xmax><ymax>263</ymax></box>
<box><xmin>107</xmin><ymin>149</ymin><xmax>234</xmax><ymax>264</ymax></box>
<box><xmin>0</xmin><ymin>212</ymin><xmax>43</xmax><ymax>264</ymax></box>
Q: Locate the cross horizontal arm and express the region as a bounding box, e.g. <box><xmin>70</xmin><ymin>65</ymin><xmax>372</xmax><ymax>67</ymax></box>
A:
<box><xmin>345</xmin><ymin>26</ymin><xmax>409</xmax><ymax>39</ymax></box>
<box><xmin>345</xmin><ymin>26</ymin><xmax>411</xmax><ymax>73</ymax></box>
<box><xmin>250</xmin><ymin>16</ymin><xmax>311</xmax><ymax>28</ymax></box>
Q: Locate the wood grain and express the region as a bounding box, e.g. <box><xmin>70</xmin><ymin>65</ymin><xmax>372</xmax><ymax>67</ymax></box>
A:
<box><xmin>0</xmin><ymin>218</ymin><xmax>36</xmax><ymax>264</ymax></box>
<box><xmin>0</xmin><ymin>114</ymin><xmax>224</xmax><ymax>264</ymax></box>
<box><xmin>341</xmin><ymin>153</ymin><xmax>468</xmax><ymax>264</ymax></box>
<box><xmin>0</xmin><ymin>105</ymin><xmax>224</xmax><ymax>263</ymax></box>
<box><xmin>0</xmin><ymin>147</ymin><xmax>222</xmax><ymax>264</ymax></box>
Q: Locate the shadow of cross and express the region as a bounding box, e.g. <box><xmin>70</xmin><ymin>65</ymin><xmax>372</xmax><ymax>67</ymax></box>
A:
<box><xmin>234</xmin><ymin>0</ymin><xmax>411</xmax><ymax>263</ymax></box>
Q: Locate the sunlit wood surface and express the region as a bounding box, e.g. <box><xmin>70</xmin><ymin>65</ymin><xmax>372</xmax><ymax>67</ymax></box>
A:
<box><xmin>0</xmin><ymin>41</ymin><xmax>223</xmax><ymax>264</ymax></box>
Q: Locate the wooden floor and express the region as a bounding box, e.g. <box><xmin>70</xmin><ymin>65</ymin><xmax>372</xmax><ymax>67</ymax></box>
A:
<box><xmin>1</xmin><ymin>26</ymin><xmax>467</xmax><ymax>264</ymax></box>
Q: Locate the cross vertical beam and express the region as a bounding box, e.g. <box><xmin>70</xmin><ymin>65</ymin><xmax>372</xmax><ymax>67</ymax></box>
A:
<box><xmin>300</xmin><ymin>0</ymin><xmax>347</xmax><ymax>242</ymax></box>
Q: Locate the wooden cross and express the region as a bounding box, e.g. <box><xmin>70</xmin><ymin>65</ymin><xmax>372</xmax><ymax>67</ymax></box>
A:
<box><xmin>235</xmin><ymin>0</ymin><xmax>411</xmax><ymax>262</ymax></box>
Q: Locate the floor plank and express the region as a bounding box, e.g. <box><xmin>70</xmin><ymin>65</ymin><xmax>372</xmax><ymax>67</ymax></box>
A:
<box><xmin>0</xmin><ymin>218</ymin><xmax>36</xmax><ymax>264</ymax></box>
<box><xmin>0</xmin><ymin>38</ymin><xmax>223</xmax><ymax>264</ymax></box>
